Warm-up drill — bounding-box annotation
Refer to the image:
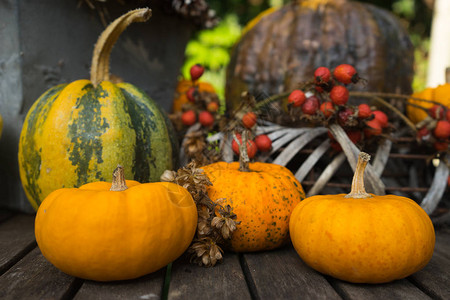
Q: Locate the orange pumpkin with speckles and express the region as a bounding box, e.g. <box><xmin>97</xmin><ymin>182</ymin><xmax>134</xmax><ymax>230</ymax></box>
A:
<box><xmin>202</xmin><ymin>161</ymin><xmax>305</xmax><ymax>252</ymax></box>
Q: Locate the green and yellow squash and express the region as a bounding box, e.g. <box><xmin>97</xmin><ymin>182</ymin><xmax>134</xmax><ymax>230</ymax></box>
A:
<box><xmin>18</xmin><ymin>9</ymin><xmax>178</xmax><ymax>210</ymax></box>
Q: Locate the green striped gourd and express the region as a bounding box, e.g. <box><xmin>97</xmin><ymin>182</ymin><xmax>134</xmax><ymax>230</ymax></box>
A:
<box><xmin>18</xmin><ymin>9</ymin><xmax>178</xmax><ymax>210</ymax></box>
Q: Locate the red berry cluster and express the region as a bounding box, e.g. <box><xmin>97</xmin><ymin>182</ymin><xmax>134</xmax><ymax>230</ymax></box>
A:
<box><xmin>417</xmin><ymin>104</ymin><xmax>450</xmax><ymax>152</ymax></box>
<box><xmin>288</xmin><ymin>64</ymin><xmax>389</xmax><ymax>151</ymax></box>
<box><xmin>180</xmin><ymin>64</ymin><xmax>221</xmax><ymax>128</ymax></box>
<box><xmin>231</xmin><ymin>132</ymin><xmax>272</xmax><ymax>158</ymax></box>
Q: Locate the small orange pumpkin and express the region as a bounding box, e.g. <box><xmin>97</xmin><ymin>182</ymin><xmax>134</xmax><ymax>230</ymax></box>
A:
<box><xmin>202</xmin><ymin>132</ymin><xmax>305</xmax><ymax>252</ymax></box>
<box><xmin>35</xmin><ymin>166</ymin><xmax>197</xmax><ymax>281</ymax></box>
<box><xmin>172</xmin><ymin>79</ymin><xmax>216</xmax><ymax>113</ymax></box>
<box><xmin>407</xmin><ymin>84</ymin><xmax>450</xmax><ymax>124</ymax></box>
<box><xmin>289</xmin><ymin>152</ymin><xmax>435</xmax><ymax>283</ymax></box>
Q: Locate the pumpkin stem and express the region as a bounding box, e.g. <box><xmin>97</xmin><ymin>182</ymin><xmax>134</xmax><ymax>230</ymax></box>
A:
<box><xmin>90</xmin><ymin>8</ymin><xmax>152</xmax><ymax>86</ymax></box>
<box><xmin>345</xmin><ymin>152</ymin><xmax>373</xmax><ymax>199</ymax></box>
<box><xmin>233</xmin><ymin>131</ymin><xmax>250</xmax><ymax>172</ymax></box>
<box><xmin>110</xmin><ymin>165</ymin><xmax>128</xmax><ymax>191</ymax></box>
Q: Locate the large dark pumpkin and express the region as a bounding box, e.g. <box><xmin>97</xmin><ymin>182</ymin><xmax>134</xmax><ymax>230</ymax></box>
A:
<box><xmin>18</xmin><ymin>9</ymin><xmax>178</xmax><ymax>210</ymax></box>
<box><xmin>225</xmin><ymin>0</ymin><xmax>414</xmax><ymax>111</ymax></box>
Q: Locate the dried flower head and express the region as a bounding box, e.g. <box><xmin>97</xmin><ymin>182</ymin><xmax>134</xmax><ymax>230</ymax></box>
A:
<box><xmin>189</xmin><ymin>237</ymin><xmax>223</xmax><ymax>267</ymax></box>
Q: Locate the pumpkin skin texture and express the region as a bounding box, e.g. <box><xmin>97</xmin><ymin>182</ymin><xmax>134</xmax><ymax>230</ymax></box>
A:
<box><xmin>289</xmin><ymin>153</ymin><xmax>435</xmax><ymax>283</ymax></box>
<box><xmin>407</xmin><ymin>84</ymin><xmax>450</xmax><ymax>124</ymax></box>
<box><xmin>35</xmin><ymin>175</ymin><xmax>197</xmax><ymax>281</ymax></box>
<box><xmin>18</xmin><ymin>9</ymin><xmax>179</xmax><ymax>210</ymax></box>
<box><xmin>202</xmin><ymin>161</ymin><xmax>305</xmax><ymax>252</ymax></box>
<box><xmin>225</xmin><ymin>0</ymin><xmax>414</xmax><ymax>112</ymax></box>
<box><xmin>172</xmin><ymin>79</ymin><xmax>216</xmax><ymax>113</ymax></box>
<box><xmin>18</xmin><ymin>81</ymin><xmax>178</xmax><ymax>210</ymax></box>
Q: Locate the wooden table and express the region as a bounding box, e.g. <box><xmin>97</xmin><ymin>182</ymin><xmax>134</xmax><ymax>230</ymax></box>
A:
<box><xmin>1</xmin><ymin>210</ymin><xmax>449</xmax><ymax>300</ymax></box>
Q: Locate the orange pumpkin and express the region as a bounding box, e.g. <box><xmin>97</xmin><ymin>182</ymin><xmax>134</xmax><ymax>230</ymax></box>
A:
<box><xmin>407</xmin><ymin>84</ymin><xmax>450</xmax><ymax>124</ymax></box>
<box><xmin>289</xmin><ymin>152</ymin><xmax>435</xmax><ymax>283</ymax></box>
<box><xmin>172</xmin><ymin>79</ymin><xmax>216</xmax><ymax>113</ymax></box>
<box><xmin>202</xmin><ymin>133</ymin><xmax>305</xmax><ymax>252</ymax></box>
<box><xmin>35</xmin><ymin>166</ymin><xmax>197</xmax><ymax>281</ymax></box>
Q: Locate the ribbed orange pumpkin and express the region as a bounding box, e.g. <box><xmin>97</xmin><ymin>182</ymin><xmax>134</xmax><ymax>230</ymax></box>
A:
<box><xmin>202</xmin><ymin>160</ymin><xmax>305</xmax><ymax>252</ymax></box>
<box><xmin>35</xmin><ymin>166</ymin><xmax>197</xmax><ymax>281</ymax></box>
<box><xmin>407</xmin><ymin>84</ymin><xmax>450</xmax><ymax>124</ymax></box>
<box><xmin>289</xmin><ymin>152</ymin><xmax>435</xmax><ymax>283</ymax></box>
<box><xmin>172</xmin><ymin>79</ymin><xmax>216</xmax><ymax>113</ymax></box>
<box><xmin>226</xmin><ymin>0</ymin><xmax>414</xmax><ymax>111</ymax></box>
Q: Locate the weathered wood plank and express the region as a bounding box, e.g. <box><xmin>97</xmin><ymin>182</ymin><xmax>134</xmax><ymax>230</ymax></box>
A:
<box><xmin>168</xmin><ymin>253</ymin><xmax>251</xmax><ymax>300</ymax></box>
<box><xmin>0</xmin><ymin>213</ymin><xmax>36</xmax><ymax>275</ymax></box>
<box><xmin>74</xmin><ymin>269</ymin><xmax>166</xmax><ymax>300</ymax></box>
<box><xmin>243</xmin><ymin>246</ymin><xmax>342</xmax><ymax>300</ymax></box>
<box><xmin>434</xmin><ymin>230</ymin><xmax>450</xmax><ymax>261</ymax></box>
<box><xmin>409</xmin><ymin>250</ymin><xmax>450</xmax><ymax>300</ymax></box>
<box><xmin>330</xmin><ymin>278</ymin><xmax>431</xmax><ymax>300</ymax></box>
<box><xmin>0</xmin><ymin>247</ymin><xmax>77</xmax><ymax>299</ymax></box>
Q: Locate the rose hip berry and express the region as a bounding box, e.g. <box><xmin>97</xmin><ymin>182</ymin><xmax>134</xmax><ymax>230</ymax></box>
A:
<box><xmin>330</xmin><ymin>85</ymin><xmax>349</xmax><ymax>106</ymax></box>
<box><xmin>357</xmin><ymin>103</ymin><xmax>372</xmax><ymax>119</ymax></box>
<box><xmin>181</xmin><ymin>110</ymin><xmax>196</xmax><ymax>126</ymax></box>
<box><xmin>190</xmin><ymin>64</ymin><xmax>205</xmax><ymax>81</ymax></box>
<box><xmin>333</xmin><ymin>64</ymin><xmax>359</xmax><ymax>84</ymax></box>
<box><xmin>254</xmin><ymin>134</ymin><xmax>272</xmax><ymax>152</ymax></box>
<box><xmin>434</xmin><ymin>141</ymin><xmax>449</xmax><ymax>152</ymax></box>
<box><xmin>242</xmin><ymin>112</ymin><xmax>257</xmax><ymax>129</ymax></box>
<box><xmin>186</xmin><ymin>86</ymin><xmax>197</xmax><ymax>103</ymax></box>
<box><xmin>314</xmin><ymin>67</ymin><xmax>331</xmax><ymax>84</ymax></box>
<box><xmin>288</xmin><ymin>90</ymin><xmax>306</xmax><ymax>107</ymax></box>
<box><xmin>429</xmin><ymin>105</ymin><xmax>445</xmax><ymax>120</ymax></box>
<box><xmin>320</xmin><ymin>102</ymin><xmax>335</xmax><ymax>118</ymax></box>
<box><xmin>433</xmin><ymin>120</ymin><xmax>450</xmax><ymax>140</ymax></box>
<box><xmin>207</xmin><ymin>101</ymin><xmax>219</xmax><ymax>113</ymax></box>
<box><xmin>364</xmin><ymin>119</ymin><xmax>382</xmax><ymax>137</ymax></box>
<box><xmin>337</xmin><ymin>107</ymin><xmax>354</xmax><ymax>126</ymax></box>
<box><xmin>232</xmin><ymin>134</ymin><xmax>257</xmax><ymax>158</ymax></box>
<box><xmin>372</xmin><ymin>110</ymin><xmax>389</xmax><ymax>128</ymax></box>
<box><xmin>198</xmin><ymin>111</ymin><xmax>214</xmax><ymax>127</ymax></box>
<box><xmin>302</xmin><ymin>96</ymin><xmax>320</xmax><ymax>115</ymax></box>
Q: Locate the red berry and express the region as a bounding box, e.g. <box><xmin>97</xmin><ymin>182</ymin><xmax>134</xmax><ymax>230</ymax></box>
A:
<box><xmin>434</xmin><ymin>141</ymin><xmax>449</xmax><ymax>152</ymax></box>
<box><xmin>347</xmin><ymin>130</ymin><xmax>362</xmax><ymax>144</ymax></box>
<box><xmin>364</xmin><ymin>119</ymin><xmax>382</xmax><ymax>137</ymax></box>
<box><xmin>198</xmin><ymin>111</ymin><xmax>214</xmax><ymax>127</ymax></box>
<box><xmin>330</xmin><ymin>85</ymin><xmax>349</xmax><ymax>106</ymax></box>
<box><xmin>320</xmin><ymin>102</ymin><xmax>335</xmax><ymax>118</ymax></box>
<box><xmin>190</xmin><ymin>64</ymin><xmax>204</xmax><ymax>81</ymax></box>
<box><xmin>288</xmin><ymin>90</ymin><xmax>306</xmax><ymax>107</ymax></box>
<box><xmin>302</xmin><ymin>96</ymin><xmax>320</xmax><ymax>115</ymax></box>
<box><xmin>329</xmin><ymin>130</ymin><xmax>362</xmax><ymax>152</ymax></box>
<box><xmin>446</xmin><ymin>109</ymin><xmax>450</xmax><ymax>121</ymax></box>
<box><xmin>417</xmin><ymin>127</ymin><xmax>431</xmax><ymax>139</ymax></box>
<box><xmin>333</xmin><ymin>64</ymin><xmax>358</xmax><ymax>84</ymax></box>
<box><xmin>330</xmin><ymin>141</ymin><xmax>342</xmax><ymax>152</ymax></box>
<box><xmin>433</xmin><ymin>120</ymin><xmax>450</xmax><ymax>140</ymax></box>
<box><xmin>429</xmin><ymin>105</ymin><xmax>445</xmax><ymax>120</ymax></box>
<box><xmin>186</xmin><ymin>86</ymin><xmax>197</xmax><ymax>103</ymax></box>
<box><xmin>314</xmin><ymin>67</ymin><xmax>331</xmax><ymax>83</ymax></box>
<box><xmin>254</xmin><ymin>134</ymin><xmax>272</xmax><ymax>152</ymax></box>
<box><xmin>207</xmin><ymin>101</ymin><xmax>219</xmax><ymax>113</ymax></box>
<box><xmin>242</xmin><ymin>112</ymin><xmax>257</xmax><ymax>129</ymax></box>
<box><xmin>232</xmin><ymin>134</ymin><xmax>257</xmax><ymax>158</ymax></box>
<box><xmin>337</xmin><ymin>107</ymin><xmax>354</xmax><ymax>127</ymax></box>
<box><xmin>372</xmin><ymin>110</ymin><xmax>389</xmax><ymax>128</ymax></box>
<box><xmin>181</xmin><ymin>110</ymin><xmax>196</xmax><ymax>126</ymax></box>
<box><xmin>357</xmin><ymin>103</ymin><xmax>372</xmax><ymax>119</ymax></box>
